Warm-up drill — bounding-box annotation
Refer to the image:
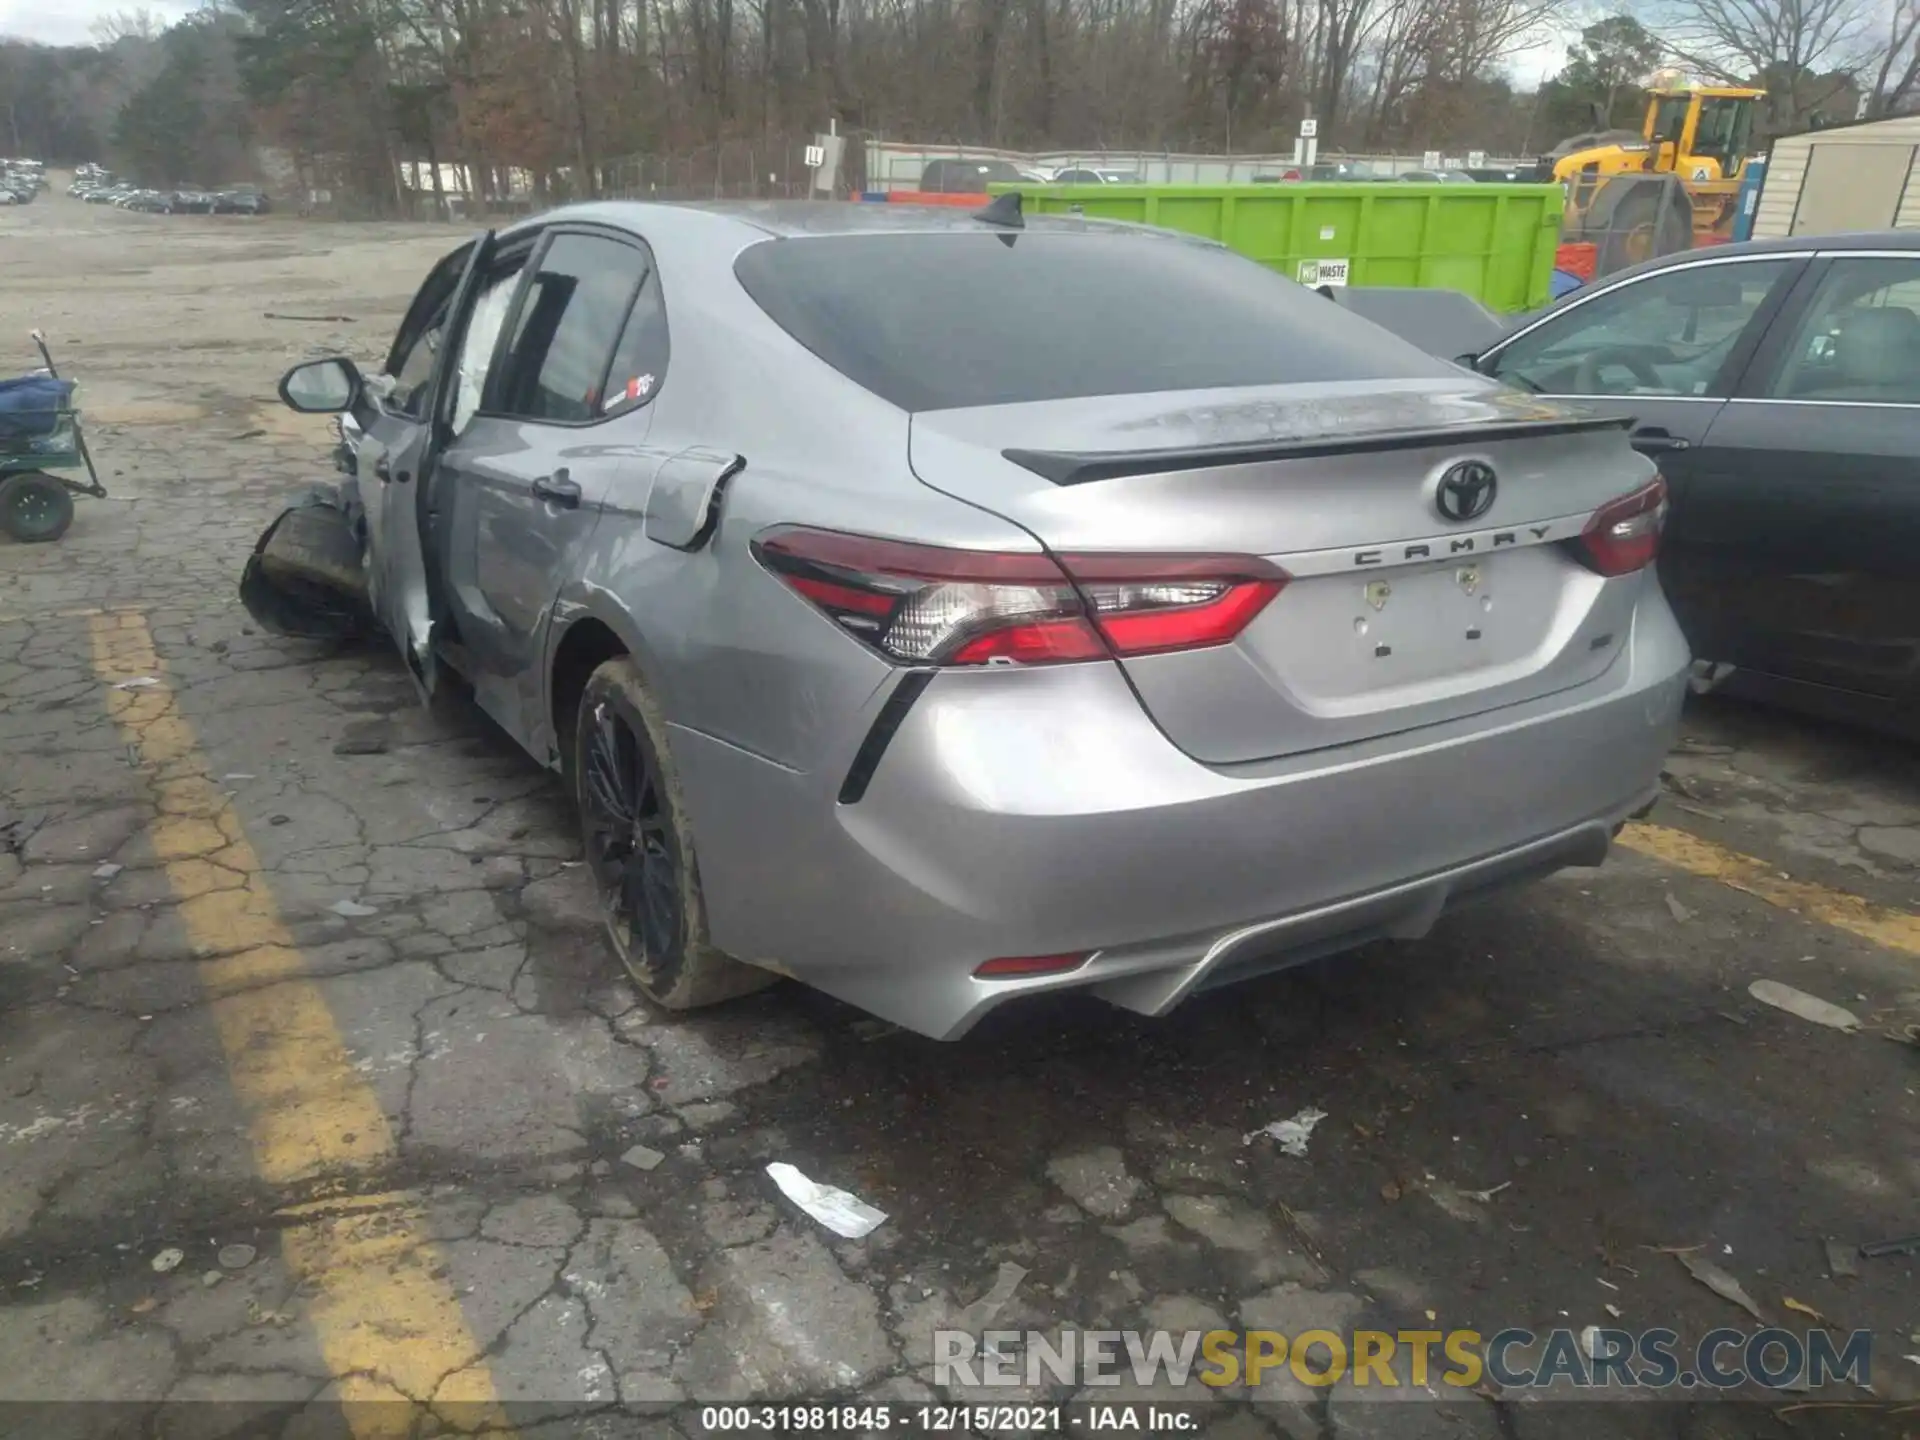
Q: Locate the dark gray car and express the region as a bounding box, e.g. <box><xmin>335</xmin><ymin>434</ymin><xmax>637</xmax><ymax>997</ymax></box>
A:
<box><xmin>1459</xmin><ymin>231</ymin><xmax>1920</xmax><ymax>739</ymax></box>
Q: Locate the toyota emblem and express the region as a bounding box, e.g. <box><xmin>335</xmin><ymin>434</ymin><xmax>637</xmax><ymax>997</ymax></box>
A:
<box><xmin>1435</xmin><ymin>461</ymin><xmax>1498</xmax><ymax>524</ymax></box>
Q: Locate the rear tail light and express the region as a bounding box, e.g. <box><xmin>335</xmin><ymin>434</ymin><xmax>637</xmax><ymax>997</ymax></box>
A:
<box><xmin>753</xmin><ymin>527</ymin><xmax>1286</xmax><ymax>667</ymax></box>
<box><xmin>1575</xmin><ymin>475</ymin><xmax>1668</xmax><ymax>576</ymax></box>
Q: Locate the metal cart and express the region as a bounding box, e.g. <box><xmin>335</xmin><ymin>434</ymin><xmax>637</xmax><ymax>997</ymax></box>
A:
<box><xmin>0</xmin><ymin>331</ymin><xmax>106</xmax><ymax>543</ymax></box>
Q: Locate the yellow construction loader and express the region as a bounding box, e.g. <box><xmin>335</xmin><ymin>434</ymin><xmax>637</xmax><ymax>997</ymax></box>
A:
<box><xmin>1539</xmin><ymin>80</ymin><xmax>1765</xmax><ymax>272</ymax></box>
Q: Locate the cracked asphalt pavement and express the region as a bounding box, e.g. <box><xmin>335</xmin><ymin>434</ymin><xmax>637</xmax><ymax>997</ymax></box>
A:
<box><xmin>2</xmin><ymin>194</ymin><xmax>1919</xmax><ymax>1440</ymax></box>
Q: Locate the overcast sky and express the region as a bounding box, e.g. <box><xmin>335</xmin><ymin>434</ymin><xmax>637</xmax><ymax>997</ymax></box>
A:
<box><xmin>0</xmin><ymin>0</ymin><xmax>197</xmax><ymax>47</ymax></box>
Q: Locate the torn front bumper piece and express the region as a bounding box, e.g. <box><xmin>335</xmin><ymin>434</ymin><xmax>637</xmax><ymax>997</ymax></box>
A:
<box><xmin>238</xmin><ymin>482</ymin><xmax>372</xmax><ymax>641</ymax></box>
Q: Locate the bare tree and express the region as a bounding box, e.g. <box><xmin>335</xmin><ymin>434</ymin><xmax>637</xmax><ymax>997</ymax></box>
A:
<box><xmin>1656</xmin><ymin>0</ymin><xmax>1877</xmax><ymax>127</ymax></box>
<box><xmin>1865</xmin><ymin>0</ymin><xmax>1920</xmax><ymax>114</ymax></box>
<box><xmin>60</xmin><ymin>0</ymin><xmax>1833</xmax><ymax>210</ymax></box>
<box><xmin>89</xmin><ymin>9</ymin><xmax>164</xmax><ymax>45</ymax></box>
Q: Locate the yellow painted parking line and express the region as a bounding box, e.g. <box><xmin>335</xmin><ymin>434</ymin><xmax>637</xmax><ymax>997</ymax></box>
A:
<box><xmin>1620</xmin><ymin>822</ymin><xmax>1920</xmax><ymax>958</ymax></box>
<box><xmin>89</xmin><ymin>611</ymin><xmax>508</xmax><ymax>1436</ymax></box>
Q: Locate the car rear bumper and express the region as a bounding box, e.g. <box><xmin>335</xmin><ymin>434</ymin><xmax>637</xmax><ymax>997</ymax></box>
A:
<box><xmin>673</xmin><ymin>589</ymin><xmax>1689</xmax><ymax>1039</ymax></box>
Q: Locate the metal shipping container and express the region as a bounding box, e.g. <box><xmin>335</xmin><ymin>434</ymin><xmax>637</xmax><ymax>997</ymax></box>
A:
<box><xmin>1004</xmin><ymin>183</ymin><xmax>1565</xmax><ymax>312</ymax></box>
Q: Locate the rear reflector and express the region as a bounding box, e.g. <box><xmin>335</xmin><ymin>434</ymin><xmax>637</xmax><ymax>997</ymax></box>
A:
<box><xmin>753</xmin><ymin>527</ymin><xmax>1286</xmax><ymax>667</ymax></box>
<box><xmin>974</xmin><ymin>952</ymin><xmax>1089</xmax><ymax>979</ymax></box>
<box><xmin>1575</xmin><ymin>475</ymin><xmax>1668</xmax><ymax>577</ymax></box>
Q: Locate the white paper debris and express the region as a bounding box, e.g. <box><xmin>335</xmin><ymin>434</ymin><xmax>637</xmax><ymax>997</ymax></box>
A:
<box><xmin>329</xmin><ymin>899</ymin><xmax>379</xmax><ymax>918</ymax></box>
<box><xmin>1748</xmin><ymin>979</ymin><xmax>1861</xmax><ymax>1033</ymax></box>
<box><xmin>91</xmin><ymin>863</ymin><xmax>123</xmax><ymax>880</ymax></box>
<box><xmin>113</xmin><ymin>676</ymin><xmax>161</xmax><ymax>690</ymax></box>
<box><xmin>150</xmin><ymin>1248</ymin><xmax>184</xmax><ymax>1274</ymax></box>
<box><xmin>765</xmin><ymin>1161</ymin><xmax>887</xmax><ymax>1239</ymax></box>
<box><xmin>1243</xmin><ymin>1106</ymin><xmax>1328</xmax><ymax>1157</ymax></box>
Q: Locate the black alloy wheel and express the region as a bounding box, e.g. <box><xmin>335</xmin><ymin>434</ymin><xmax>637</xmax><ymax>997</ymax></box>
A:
<box><xmin>581</xmin><ymin>692</ymin><xmax>681</xmax><ymax>969</ymax></box>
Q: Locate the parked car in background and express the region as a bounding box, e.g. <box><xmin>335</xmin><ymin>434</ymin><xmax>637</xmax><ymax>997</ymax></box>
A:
<box><xmin>215</xmin><ymin>188</ymin><xmax>272</xmax><ymax>214</ymax></box>
<box><xmin>1459</xmin><ymin>230</ymin><xmax>1920</xmax><ymax>739</ymax></box>
<box><xmin>173</xmin><ymin>189</ymin><xmax>219</xmax><ymax>213</ymax></box>
<box><xmin>1051</xmin><ymin>166</ymin><xmax>1145</xmax><ymax>185</ymax></box>
<box><xmin>1256</xmin><ymin>162</ymin><xmax>1380</xmax><ymax>182</ymax></box>
<box><xmin>1398</xmin><ymin>169</ymin><xmax>1478</xmax><ymax>183</ymax></box>
<box><xmin>916</xmin><ymin>158</ymin><xmax>1031</xmax><ymax>193</ymax></box>
<box><xmin>243</xmin><ymin>199</ymin><xmax>1685</xmax><ymax>1038</ymax></box>
<box><xmin>120</xmin><ymin>190</ymin><xmax>176</xmax><ymax>213</ymax></box>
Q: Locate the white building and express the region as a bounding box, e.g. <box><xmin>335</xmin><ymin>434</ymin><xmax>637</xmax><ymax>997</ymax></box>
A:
<box><xmin>1752</xmin><ymin>112</ymin><xmax>1920</xmax><ymax>238</ymax></box>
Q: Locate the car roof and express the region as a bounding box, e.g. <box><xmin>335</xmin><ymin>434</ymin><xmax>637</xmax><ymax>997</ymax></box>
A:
<box><xmin>510</xmin><ymin>198</ymin><xmax>1216</xmax><ymax>246</ymax></box>
<box><xmin>1600</xmin><ymin>229</ymin><xmax>1920</xmax><ymax>285</ymax></box>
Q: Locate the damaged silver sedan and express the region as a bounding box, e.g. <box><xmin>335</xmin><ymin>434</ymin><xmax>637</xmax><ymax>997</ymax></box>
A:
<box><xmin>246</xmin><ymin>199</ymin><xmax>1687</xmax><ymax>1038</ymax></box>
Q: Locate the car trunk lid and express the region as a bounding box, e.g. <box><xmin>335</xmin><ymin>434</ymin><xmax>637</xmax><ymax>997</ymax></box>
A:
<box><xmin>909</xmin><ymin>377</ymin><xmax>1657</xmax><ymax>764</ymax></box>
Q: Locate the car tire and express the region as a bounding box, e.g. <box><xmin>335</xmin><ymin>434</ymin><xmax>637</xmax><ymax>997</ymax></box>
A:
<box><xmin>1595</xmin><ymin>179</ymin><xmax>1692</xmax><ymax>276</ymax></box>
<box><xmin>572</xmin><ymin>656</ymin><xmax>775</xmax><ymax>1010</ymax></box>
<box><xmin>0</xmin><ymin>472</ymin><xmax>75</xmax><ymax>542</ymax></box>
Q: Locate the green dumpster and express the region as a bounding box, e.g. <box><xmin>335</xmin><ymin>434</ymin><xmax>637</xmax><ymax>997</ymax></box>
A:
<box><xmin>998</xmin><ymin>183</ymin><xmax>1564</xmax><ymax>313</ymax></box>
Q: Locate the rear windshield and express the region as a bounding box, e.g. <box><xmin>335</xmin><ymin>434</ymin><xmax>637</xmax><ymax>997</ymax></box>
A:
<box><xmin>733</xmin><ymin>232</ymin><xmax>1446</xmax><ymax>411</ymax></box>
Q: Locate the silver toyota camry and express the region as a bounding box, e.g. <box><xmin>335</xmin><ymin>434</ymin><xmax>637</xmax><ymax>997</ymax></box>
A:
<box><xmin>255</xmin><ymin>198</ymin><xmax>1689</xmax><ymax>1039</ymax></box>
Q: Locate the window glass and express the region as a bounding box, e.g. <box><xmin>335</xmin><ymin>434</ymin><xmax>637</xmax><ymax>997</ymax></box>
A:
<box><xmin>391</xmin><ymin>317</ymin><xmax>444</xmax><ymax>416</ymax></box>
<box><xmin>1691</xmin><ymin>97</ymin><xmax>1751</xmax><ymax>172</ymax></box>
<box><xmin>1767</xmin><ymin>256</ymin><xmax>1920</xmax><ymax>404</ymax></box>
<box><xmin>599</xmin><ymin>268</ymin><xmax>670</xmax><ymax>415</ymax></box>
<box><xmin>1651</xmin><ymin>96</ymin><xmax>1690</xmax><ymax>143</ymax></box>
<box><xmin>385</xmin><ymin>244</ymin><xmax>471</xmax><ymax>418</ymax></box>
<box><xmin>733</xmin><ymin>233</ymin><xmax>1449</xmax><ymax>411</ymax></box>
<box><xmin>1487</xmin><ymin>259</ymin><xmax>1791</xmax><ymax>398</ymax></box>
<box><xmin>494</xmin><ymin>233</ymin><xmax>648</xmax><ymax>423</ymax></box>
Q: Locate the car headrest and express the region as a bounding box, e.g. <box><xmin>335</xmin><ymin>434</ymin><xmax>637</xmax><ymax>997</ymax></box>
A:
<box><xmin>1836</xmin><ymin>306</ymin><xmax>1918</xmax><ymax>383</ymax></box>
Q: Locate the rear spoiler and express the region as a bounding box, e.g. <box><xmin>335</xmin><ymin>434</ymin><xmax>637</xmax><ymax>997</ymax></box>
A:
<box><xmin>1004</xmin><ymin>414</ymin><xmax>1635</xmax><ymax>487</ymax></box>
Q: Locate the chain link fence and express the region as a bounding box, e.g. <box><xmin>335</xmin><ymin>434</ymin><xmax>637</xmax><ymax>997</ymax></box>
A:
<box><xmin>601</xmin><ymin>134</ymin><xmax>855</xmax><ymax>201</ymax></box>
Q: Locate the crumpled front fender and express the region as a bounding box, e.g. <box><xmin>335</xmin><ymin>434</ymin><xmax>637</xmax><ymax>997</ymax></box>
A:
<box><xmin>238</xmin><ymin>481</ymin><xmax>373</xmax><ymax>641</ymax></box>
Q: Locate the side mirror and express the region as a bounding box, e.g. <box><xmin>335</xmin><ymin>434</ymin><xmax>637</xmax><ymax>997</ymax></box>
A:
<box><xmin>1454</xmin><ymin>351</ymin><xmax>1486</xmax><ymax>373</ymax></box>
<box><xmin>278</xmin><ymin>357</ymin><xmax>361</xmax><ymax>414</ymax></box>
